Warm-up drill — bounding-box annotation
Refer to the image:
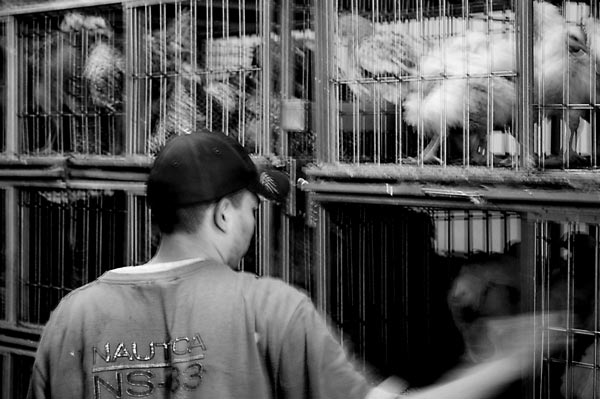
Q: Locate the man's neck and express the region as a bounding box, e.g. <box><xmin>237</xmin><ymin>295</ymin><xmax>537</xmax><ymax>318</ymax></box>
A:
<box><xmin>150</xmin><ymin>230</ymin><xmax>225</xmax><ymax>265</ymax></box>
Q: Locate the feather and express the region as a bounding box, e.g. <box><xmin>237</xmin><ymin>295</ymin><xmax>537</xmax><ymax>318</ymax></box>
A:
<box><xmin>403</xmin><ymin>1</ymin><xmax>595</xmax><ymax>165</ymax></box>
<box><xmin>336</xmin><ymin>15</ymin><xmax>417</xmax><ymax>110</ymax></box>
<box><xmin>147</xmin><ymin>76</ymin><xmax>205</xmax><ymax>156</ymax></box>
<box><xmin>84</xmin><ymin>41</ymin><xmax>125</xmax><ymax>112</ymax></box>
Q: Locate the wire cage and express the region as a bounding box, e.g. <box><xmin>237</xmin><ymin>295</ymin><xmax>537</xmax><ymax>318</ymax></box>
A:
<box><xmin>128</xmin><ymin>0</ymin><xmax>274</xmax><ymax>156</ymax></box>
<box><xmin>320</xmin><ymin>202</ymin><xmax>600</xmax><ymax>398</ymax></box>
<box><xmin>17</xmin><ymin>188</ymin><xmax>132</xmax><ymax>326</ymax></box>
<box><xmin>324</xmin><ymin>203</ymin><xmax>521</xmax><ymax>386</ymax></box>
<box><xmin>276</xmin><ymin>0</ymin><xmax>316</xmax><ymax>161</ymax></box>
<box><xmin>329</xmin><ymin>0</ymin><xmax>600</xmax><ymax>169</ymax></box>
<box><xmin>536</xmin><ymin>220</ymin><xmax>600</xmax><ymax>399</ymax></box>
<box><xmin>16</xmin><ymin>6</ymin><xmax>125</xmax><ymax>155</ymax></box>
<box><xmin>0</xmin><ymin>351</ymin><xmax>34</xmax><ymax>399</ymax></box>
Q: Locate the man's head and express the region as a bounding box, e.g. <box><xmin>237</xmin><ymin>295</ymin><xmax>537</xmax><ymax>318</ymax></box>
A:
<box><xmin>146</xmin><ymin>131</ymin><xmax>289</xmax><ymax>266</ymax></box>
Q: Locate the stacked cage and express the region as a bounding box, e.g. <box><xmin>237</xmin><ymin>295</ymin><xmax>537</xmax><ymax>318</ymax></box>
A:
<box><xmin>304</xmin><ymin>0</ymin><xmax>600</xmax><ymax>398</ymax></box>
<box><xmin>1</xmin><ymin>0</ymin><xmax>600</xmax><ymax>398</ymax></box>
<box><xmin>17</xmin><ymin>7</ymin><xmax>125</xmax><ymax>155</ymax></box>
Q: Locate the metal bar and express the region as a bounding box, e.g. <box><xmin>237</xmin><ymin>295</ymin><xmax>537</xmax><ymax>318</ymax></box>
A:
<box><xmin>315</xmin><ymin>0</ymin><xmax>335</xmax><ymax>162</ymax></box>
<box><xmin>5</xmin><ymin>17</ymin><xmax>16</xmax><ymax>156</ymax></box>
<box><xmin>125</xmin><ymin>5</ymin><xmax>134</xmax><ymax>155</ymax></box>
<box><xmin>519</xmin><ymin>215</ymin><xmax>536</xmax><ymax>399</ymax></box>
<box><xmin>302</xmin><ymin>163</ymin><xmax>600</xmax><ymax>186</ymax></box>
<box><xmin>302</xmin><ymin>180</ymin><xmax>600</xmax><ymax>205</ymax></box>
<box><xmin>308</xmin><ymin>191</ymin><xmax>600</xmax><ymax>222</ymax></box>
<box><xmin>4</xmin><ymin>188</ymin><xmax>16</xmax><ymax>328</ymax></box>
<box><xmin>315</xmin><ymin>203</ymin><xmax>328</xmax><ymax>313</ymax></box>
<box><xmin>0</xmin><ymin>0</ymin><xmax>123</xmax><ymax>17</ymax></box>
<box><xmin>515</xmin><ymin>0</ymin><xmax>534</xmax><ymax>169</ymax></box>
<box><xmin>260</xmin><ymin>0</ymin><xmax>270</xmax><ymax>155</ymax></box>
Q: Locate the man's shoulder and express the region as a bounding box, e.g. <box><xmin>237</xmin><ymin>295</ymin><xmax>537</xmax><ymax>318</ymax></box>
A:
<box><xmin>240</xmin><ymin>272</ymin><xmax>306</xmax><ymax>296</ymax></box>
<box><xmin>41</xmin><ymin>279</ymin><xmax>106</xmax><ymax>330</ymax></box>
<box><xmin>238</xmin><ymin>272</ymin><xmax>310</xmax><ymax>311</ymax></box>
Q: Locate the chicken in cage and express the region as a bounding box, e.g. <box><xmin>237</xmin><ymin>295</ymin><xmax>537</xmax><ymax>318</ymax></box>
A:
<box><xmin>448</xmin><ymin>244</ymin><xmax>522</xmax><ymax>363</ymax></box>
<box><xmin>333</xmin><ymin>0</ymin><xmax>600</xmax><ymax>168</ymax></box>
<box><xmin>130</xmin><ymin>1</ymin><xmax>284</xmax><ymax>156</ymax></box>
<box><xmin>447</xmin><ymin>223</ymin><xmax>600</xmax><ymax>399</ymax></box>
<box><xmin>447</xmin><ymin>245</ymin><xmax>524</xmax><ymax>398</ymax></box>
<box><xmin>19</xmin><ymin>9</ymin><xmax>125</xmax><ymax>155</ymax></box>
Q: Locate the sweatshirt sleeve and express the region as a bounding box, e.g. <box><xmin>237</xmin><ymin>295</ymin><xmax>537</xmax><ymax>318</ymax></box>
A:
<box><xmin>276</xmin><ymin>298</ymin><xmax>372</xmax><ymax>399</ymax></box>
<box><xmin>26</xmin><ymin>313</ymin><xmax>55</xmax><ymax>399</ymax></box>
<box><xmin>27</xmin><ymin>363</ymin><xmax>48</xmax><ymax>399</ymax></box>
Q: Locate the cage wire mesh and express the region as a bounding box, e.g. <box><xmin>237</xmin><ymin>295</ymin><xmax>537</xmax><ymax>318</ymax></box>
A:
<box><xmin>18</xmin><ymin>189</ymin><xmax>128</xmax><ymax>326</ymax></box>
<box><xmin>325</xmin><ymin>204</ymin><xmax>538</xmax><ymax>391</ymax></box>
<box><xmin>326</xmin><ymin>204</ymin><xmax>520</xmax><ymax>386</ymax></box>
<box><xmin>16</xmin><ymin>7</ymin><xmax>125</xmax><ymax>156</ymax></box>
<box><xmin>332</xmin><ymin>0</ymin><xmax>600</xmax><ymax>169</ymax></box>
<box><xmin>0</xmin><ymin>352</ymin><xmax>35</xmax><ymax>399</ymax></box>
<box><xmin>535</xmin><ymin>220</ymin><xmax>600</xmax><ymax>399</ymax></box>
<box><xmin>325</xmin><ymin>203</ymin><xmax>600</xmax><ymax>397</ymax></box>
<box><xmin>10</xmin><ymin>353</ymin><xmax>34</xmax><ymax>398</ymax></box>
<box><xmin>0</xmin><ymin>19</ymin><xmax>6</xmax><ymax>153</ymax></box>
<box><xmin>276</xmin><ymin>0</ymin><xmax>316</xmax><ymax>161</ymax></box>
<box><xmin>129</xmin><ymin>0</ymin><xmax>275</xmax><ymax>156</ymax></box>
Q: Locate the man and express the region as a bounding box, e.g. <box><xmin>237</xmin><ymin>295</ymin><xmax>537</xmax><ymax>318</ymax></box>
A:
<box><xmin>28</xmin><ymin>130</ymin><xmax>554</xmax><ymax>399</ymax></box>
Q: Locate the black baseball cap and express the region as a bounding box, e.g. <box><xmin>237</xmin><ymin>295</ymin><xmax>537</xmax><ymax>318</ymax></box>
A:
<box><xmin>147</xmin><ymin>131</ymin><xmax>289</xmax><ymax>209</ymax></box>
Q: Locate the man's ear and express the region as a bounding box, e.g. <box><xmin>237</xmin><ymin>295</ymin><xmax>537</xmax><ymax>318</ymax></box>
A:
<box><xmin>213</xmin><ymin>197</ymin><xmax>231</xmax><ymax>233</ymax></box>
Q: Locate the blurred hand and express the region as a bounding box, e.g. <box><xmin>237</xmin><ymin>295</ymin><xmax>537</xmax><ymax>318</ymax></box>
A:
<box><xmin>402</xmin><ymin>312</ymin><xmax>564</xmax><ymax>399</ymax></box>
<box><xmin>484</xmin><ymin>311</ymin><xmax>565</xmax><ymax>364</ymax></box>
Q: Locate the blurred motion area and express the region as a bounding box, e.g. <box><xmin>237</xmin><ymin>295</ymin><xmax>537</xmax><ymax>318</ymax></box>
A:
<box><xmin>1</xmin><ymin>1</ymin><xmax>600</xmax><ymax>399</ymax></box>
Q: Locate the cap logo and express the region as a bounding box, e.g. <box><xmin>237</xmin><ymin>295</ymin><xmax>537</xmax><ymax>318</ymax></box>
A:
<box><xmin>260</xmin><ymin>172</ymin><xmax>279</xmax><ymax>195</ymax></box>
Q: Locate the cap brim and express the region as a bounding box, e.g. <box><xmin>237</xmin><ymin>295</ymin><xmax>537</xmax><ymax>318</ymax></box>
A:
<box><xmin>249</xmin><ymin>168</ymin><xmax>290</xmax><ymax>203</ymax></box>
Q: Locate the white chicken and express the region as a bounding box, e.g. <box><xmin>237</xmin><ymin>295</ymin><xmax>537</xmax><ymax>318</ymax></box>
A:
<box><xmin>402</xmin><ymin>1</ymin><xmax>594</xmax><ymax>166</ymax></box>
<box><xmin>535</xmin><ymin>2</ymin><xmax>594</xmax><ymax>167</ymax></box>
<box><xmin>336</xmin><ymin>14</ymin><xmax>416</xmax><ymax>112</ymax></box>
<box><xmin>403</xmin><ymin>28</ymin><xmax>515</xmax><ymax>164</ymax></box>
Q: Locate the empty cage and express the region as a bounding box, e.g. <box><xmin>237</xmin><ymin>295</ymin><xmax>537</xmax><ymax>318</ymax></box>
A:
<box><xmin>17</xmin><ymin>188</ymin><xmax>135</xmax><ymax>326</ymax></box>
<box><xmin>0</xmin><ymin>351</ymin><xmax>34</xmax><ymax>399</ymax></box>
<box><xmin>327</xmin><ymin>0</ymin><xmax>600</xmax><ymax>169</ymax></box>
<box><xmin>16</xmin><ymin>7</ymin><xmax>126</xmax><ymax>155</ymax></box>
